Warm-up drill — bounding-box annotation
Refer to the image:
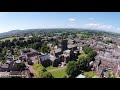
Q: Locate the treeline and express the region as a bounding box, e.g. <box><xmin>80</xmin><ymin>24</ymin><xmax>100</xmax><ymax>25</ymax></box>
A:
<box><xmin>0</xmin><ymin>36</ymin><xmax>51</xmax><ymax>61</ymax></box>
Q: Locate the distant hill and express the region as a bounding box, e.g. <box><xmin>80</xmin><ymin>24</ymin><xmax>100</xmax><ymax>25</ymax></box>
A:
<box><xmin>0</xmin><ymin>28</ymin><xmax>80</xmax><ymax>38</ymax></box>
<box><xmin>0</xmin><ymin>28</ymin><xmax>119</xmax><ymax>38</ymax></box>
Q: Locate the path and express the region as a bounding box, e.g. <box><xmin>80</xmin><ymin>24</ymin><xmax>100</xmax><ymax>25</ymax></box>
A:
<box><xmin>24</xmin><ymin>62</ymin><xmax>35</xmax><ymax>74</ymax></box>
<box><xmin>48</xmin><ymin>66</ymin><xmax>67</xmax><ymax>72</ymax></box>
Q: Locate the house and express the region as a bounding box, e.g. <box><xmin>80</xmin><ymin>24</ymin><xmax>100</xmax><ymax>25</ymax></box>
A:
<box><xmin>74</xmin><ymin>50</ymin><xmax>79</xmax><ymax>60</ymax></box>
<box><xmin>63</xmin><ymin>50</ymin><xmax>71</xmax><ymax>55</ymax></box>
<box><xmin>27</xmin><ymin>50</ymin><xmax>38</xmax><ymax>57</ymax></box>
<box><xmin>47</xmin><ymin>43</ymin><xmax>53</xmax><ymax>49</ymax></box>
<box><xmin>0</xmin><ymin>68</ymin><xmax>32</xmax><ymax>78</ymax></box>
<box><xmin>0</xmin><ymin>64</ymin><xmax>9</xmax><ymax>72</ymax></box>
<box><xmin>38</xmin><ymin>54</ymin><xmax>50</xmax><ymax>67</ymax></box>
<box><xmin>22</xmin><ymin>48</ymin><xmax>38</xmax><ymax>56</ymax></box>
<box><xmin>8</xmin><ymin>60</ymin><xmax>15</xmax><ymax>71</ymax></box>
<box><xmin>15</xmin><ymin>60</ymin><xmax>21</xmax><ymax>64</ymax></box>
<box><xmin>19</xmin><ymin>55</ymin><xmax>27</xmax><ymax>62</ymax></box>
<box><xmin>50</xmin><ymin>48</ymin><xmax>62</xmax><ymax>57</ymax></box>
<box><xmin>6</xmin><ymin>60</ymin><xmax>11</xmax><ymax>64</ymax></box>
<box><xmin>62</xmin><ymin>50</ymin><xmax>71</xmax><ymax>63</ymax></box>
<box><xmin>63</xmin><ymin>49</ymin><xmax>76</xmax><ymax>61</ymax></box>
<box><xmin>68</xmin><ymin>39</ymin><xmax>74</xmax><ymax>44</ymax></box>
<box><xmin>49</xmin><ymin>55</ymin><xmax>60</xmax><ymax>67</ymax></box>
<box><xmin>61</xmin><ymin>39</ymin><xmax>68</xmax><ymax>52</ymax></box>
<box><xmin>62</xmin><ymin>54</ymin><xmax>70</xmax><ymax>63</ymax></box>
<box><xmin>10</xmin><ymin>71</ymin><xmax>22</xmax><ymax>78</ymax></box>
<box><xmin>67</xmin><ymin>44</ymin><xmax>77</xmax><ymax>51</ymax></box>
<box><xmin>22</xmin><ymin>48</ymin><xmax>31</xmax><ymax>54</ymax></box>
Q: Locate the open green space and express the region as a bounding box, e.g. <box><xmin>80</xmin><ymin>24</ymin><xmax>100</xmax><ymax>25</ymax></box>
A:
<box><xmin>46</xmin><ymin>66</ymin><xmax>58</xmax><ymax>71</ymax></box>
<box><xmin>50</xmin><ymin>67</ymin><xmax>67</xmax><ymax>78</ymax></box>
<box><xmin>83</xmin><ymin>71</ymin><xmax>98</xmax><ymax>78</ymax></box>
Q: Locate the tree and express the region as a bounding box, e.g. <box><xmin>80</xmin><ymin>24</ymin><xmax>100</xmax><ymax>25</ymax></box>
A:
<box><xmin>0</xmin><ymin>47</ymin><xmax>2</xmax><ymax>53</ymax></box>
<box><xmin>9</xmin><ymin>48</ymin><xmax>14</xmax><ymax>55</ymax></box>
<box><xmin>83</xmin><ymin>47</ymin><xmax>93</xmax><ymax>54</ymax></box>
<box><xmin>88</xmin><ymin>50</ymin><xmax>97</xmax><ymax>57</ymax></box>
<box><xmin>27</xmin><ymin>39</ymin><xmax>32</xmax><ymax>44</ymax></box>
<box><xmin>0</xmin><ymin>54</ymin><xmax>5</xmax><ymax>60</ymax></box>
<box><xmin>77</xmin><ymin>47</ymin><xmax>97</xmax><ymax>71</ymax></box>
<box><xmin>12</xmin><ymin>38</ymin><xmax>17</xmax><ymax>42</ymax></box>
<box><xmin>87</xmin><ymin>50</ymin><xmax>97</xmax><ymax>61</ymax></box>
<box><xmin>66</xmin><ymin>61</ymin><xmax>80</xmax><ymax>78</ymax></box>
<box><xmin>19</xmin><ymin>37</ymin><xmax>25</xmax><ymax>41</ymax></box>
<box><xmin>33</xmin><ymin>42</ymin><xmax>41</xmax><ymax>50</ymax></box>
<box><xmin>11</xmin><ymin>41</ymin><xmax>15</xmax><ymax>48</ymax></box>
<box><xmin>23</xmin><ymin>41</ymin><xmax>28</xmax><ymax>47</ymax></box>
<box><xmin>41</xmin><ymin>45</ymin><xmax>50</xmax><ymax>53</ymax></box>
<box><xmin>41</xmin><ymin>71</ymin><xmax>54</xmax><ymax>78</ymax></box>
<box><xmin>42</xmin><ymin>67</ymin><xmax>47</xmax><ymax>72</ymax></box>
<box><xmin>77</xmin><ymin>55</ymin><xmax>89</xmax><ymax>70</ymax></box>
<box><xmin>16</xmin><ymin>62</ymin><xmax>26</xmax><ymax>71</ymax></box>
<box><xmin>105</xmin><ymin>40</ymin><xmax>113</xmax><ymax>44</ymax></box>
<box><xmin>16</xmin><ymin>40</ymin><xmax>20</xmax><ymax>46</ymax></box>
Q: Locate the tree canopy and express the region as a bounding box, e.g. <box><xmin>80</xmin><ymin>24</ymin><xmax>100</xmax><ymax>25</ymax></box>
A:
<box><xmin>66</xmin><ymin>61</ymin><xmax>80</xmax><ymax>78</ymax></box>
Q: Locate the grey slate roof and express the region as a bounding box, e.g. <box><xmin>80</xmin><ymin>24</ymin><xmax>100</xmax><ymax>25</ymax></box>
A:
<box><xmin>55</xmin><ymin>48</ymin><xmax>62</xmax><ymax>53</ymax></box>
<box><xmin>39</xmin><ymin>55</ymin><xmax>50</xmax><ymax>61</ymax></box>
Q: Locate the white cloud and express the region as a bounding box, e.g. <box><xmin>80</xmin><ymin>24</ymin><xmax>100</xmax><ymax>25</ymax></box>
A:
<box><xmin>65</xmin><ymin>23</ymin><xmax>120</xmax><ymax>33</ymax></box>
<box><xmin>88</xmin><ymin>18</ymin><xmax>95</xmax><ymax>20</ymax></box>
<box><xmin>79</xmin><ymin>23</ymin><xmax>120</xmax><ymax>33</ymax></box>
<box><xmin>68</xmin><ymin>18</ymin><xmax>76</xmax><ymax>21</ymax></box>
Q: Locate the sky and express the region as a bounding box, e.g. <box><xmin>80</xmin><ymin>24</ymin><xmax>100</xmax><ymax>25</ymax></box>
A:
<box><xmin>0</xmin><ymin>12</ymin><xmax>120</xmax><ymax>33</ymax></box>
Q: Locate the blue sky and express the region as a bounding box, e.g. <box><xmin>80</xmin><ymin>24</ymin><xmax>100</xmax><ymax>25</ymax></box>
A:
<box><xmin>0</xmin><ymin>12</ymin><xmax>120</xmax><ymax>33</ymax></box>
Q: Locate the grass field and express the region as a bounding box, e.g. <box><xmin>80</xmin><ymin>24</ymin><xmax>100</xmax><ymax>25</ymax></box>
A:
<box><xmin>92</xmin><ymin>75</ymin><xmax>99</xmax><ymax>78</ymax></box>
<box><xmin>46</xmin><ymin>66</ymin><xmax>58</xmax><ymax>71</ymax></box>
<box><xmin>0</xmin><ymin>37</ymin><xmax>19</xmax><ymax>41</ymax></box>
<box><xmin>50</xmin><ymin>67</ymin><xmax>67</xmax><ymax>78</ymax></box>
<box><xmin>84</xmin><ymin>71</ymin><xmax>99</xmax><ymax>78</ymax></box>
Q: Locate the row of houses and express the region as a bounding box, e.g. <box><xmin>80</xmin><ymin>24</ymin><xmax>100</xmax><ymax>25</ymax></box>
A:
<box><xmin>91</xmin><ymin>40</ymin><xmax>120</xmax><ymax>78</ymax></box>
<box><xmin>0</xmin><ymin>48</ymin><xmax>33</xmax><ymax>78</ymax></box>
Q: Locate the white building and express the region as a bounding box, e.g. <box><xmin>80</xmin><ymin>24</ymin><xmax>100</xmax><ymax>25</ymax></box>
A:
<box><xmin>76</xmin><ymin>74</ymin><xmax>86</xmax><ymax>78</ymax></box>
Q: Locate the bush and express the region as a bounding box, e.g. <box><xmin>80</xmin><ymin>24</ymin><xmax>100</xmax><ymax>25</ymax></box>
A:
<box><xmin>17</xmin><ymin>62</ymin><xmax>26</xmax><ymax>71</ymax></box>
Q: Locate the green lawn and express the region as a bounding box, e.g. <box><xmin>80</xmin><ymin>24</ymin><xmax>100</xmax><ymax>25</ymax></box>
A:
<box><xmin>46</xmin><ymin>66</ymin><xmax>58</xmax><ymax>71</ymax></box>
<box><xmin>92</xmin><ymin>75</ymin><xmax>99</xmax><ymax>78</ymax></box>
<box><xmin>50</xmin><ymin>67</ymin><xmax>67</xmax><ymax>78</ymax></box>
<box><xmin>84</xmin><ymin>71</ymin><xmax>98</xmax><ymax>78</ymax></box>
